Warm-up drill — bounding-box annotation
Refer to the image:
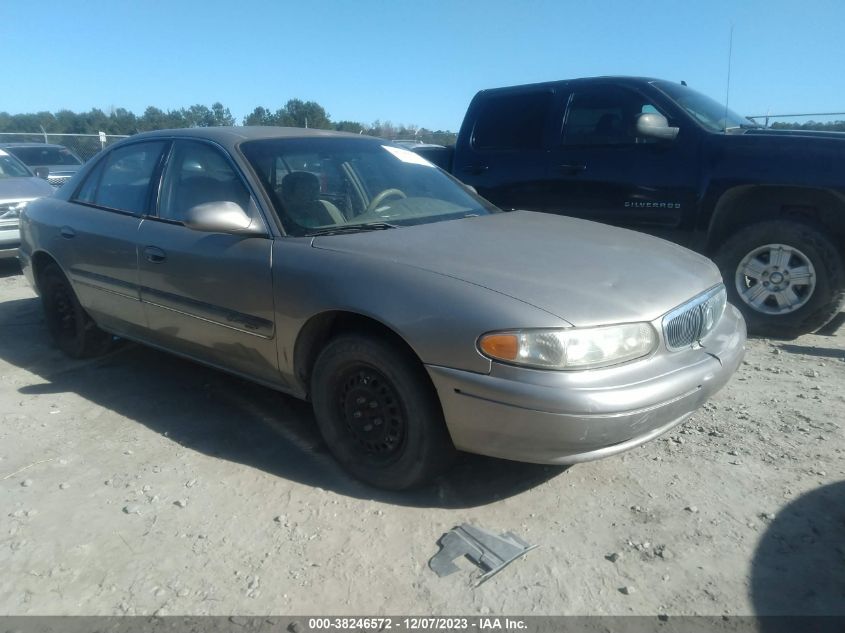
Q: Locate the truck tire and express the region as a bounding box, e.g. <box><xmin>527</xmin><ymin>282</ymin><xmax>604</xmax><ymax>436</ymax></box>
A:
<box><xmin>310</xmin><ymin>333</ymin><xmax>456</xmax><ymax>490</ymax></box>
<box><xmin>714</xmin><ymin>220</ymin><xmax>844</xmax><ymax>338</ymax></box>
<box><xmin>40</xmin><ymin>263</ymin><xmax>113</xmax><ymax>358</ymax></box>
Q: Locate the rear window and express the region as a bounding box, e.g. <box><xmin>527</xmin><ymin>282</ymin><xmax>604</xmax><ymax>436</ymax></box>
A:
<box><xmin>471</xmin><ymin>91</ymin><xmax>553</xmax><ymax>151</ymax></box>
<box><xmin>73</xmin><ymin>141</ymin><xmax>167</xmax><ymax>215</ymax></box>
<box><xmin>7</xmin><ymin>146</ymin><xmax>82</xmax><ymax>166</ymax></box>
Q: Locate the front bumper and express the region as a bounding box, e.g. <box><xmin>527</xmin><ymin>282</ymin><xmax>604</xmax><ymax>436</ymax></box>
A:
<box><xmin>0</xmin><ymin>227</ymin><xmax>20</xmax><ymax>259</ymax></box>
<box><xmin>427</xmin><ymin>304</ymin><xmax>746</xmax><ymax>464</ymax></box>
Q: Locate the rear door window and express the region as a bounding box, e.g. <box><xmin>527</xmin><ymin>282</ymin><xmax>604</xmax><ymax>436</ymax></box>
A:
<box><xmin>75</xmin><ymin>141</ymin><xmax>168</xmax><ymax>215</ymax></box>
<box><xmin>471</xmin><ymin>91</ymin><xmax>554</xmax><ymax>150</ymax></box>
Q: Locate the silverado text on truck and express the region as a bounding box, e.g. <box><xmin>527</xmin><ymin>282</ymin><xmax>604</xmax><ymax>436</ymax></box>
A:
<box><xmin>417</xmin><ymin>77</ymin><xmax>845</xmax><ymax>338</ymax></box>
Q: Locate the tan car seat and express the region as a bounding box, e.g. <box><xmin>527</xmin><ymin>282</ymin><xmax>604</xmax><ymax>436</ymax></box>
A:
<box><xmin>280</xmin><ymin>171</ymin><xmax>345</xmax><ymax>228</ymax></box>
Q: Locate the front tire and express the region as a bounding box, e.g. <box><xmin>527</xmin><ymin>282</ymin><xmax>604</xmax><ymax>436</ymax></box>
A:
<box><xmin>310</xmin><ymin>334</ymin><xmax>456</xmax><ymax>489</ymax></box>
<box><xmin>714</xmin><ymin>220</ymin><xmax>844</xmax><ymax>338</ymax></box>
<box><xmin>40</xmin><ymin>263</ymin><xmax>113</xmax><ymax>358</ymax></box>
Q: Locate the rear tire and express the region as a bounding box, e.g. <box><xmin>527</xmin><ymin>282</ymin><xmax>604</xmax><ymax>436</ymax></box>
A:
<box><xmin>40</xmin><ymin>263</ymin><xmax>113</xmax><ymax>358</ymax></box>
<box><xmin>310</xmin><ymin>333</ymin><xmax>456</xmax><ymax>490</ymax></box>
<box><xmin>714</xmin><ymin>220</ymin><xmax>844</xmax><ymax>338</ymax></box>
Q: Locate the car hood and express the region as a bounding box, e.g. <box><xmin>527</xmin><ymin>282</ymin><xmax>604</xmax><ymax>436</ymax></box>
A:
<box><xmin>743</xmin><ymin>128</ymin><xmax>845</xmax><ymax>141</ymax></box>
<box><xmin>311</xmin><ymin>210</ymin><xmax>722</xmax><ymax>326</ymax></box>
<box><xmin>0</xmin><ymin>176</ymin><xmax>55</xmax><ymax>201</ymax></box>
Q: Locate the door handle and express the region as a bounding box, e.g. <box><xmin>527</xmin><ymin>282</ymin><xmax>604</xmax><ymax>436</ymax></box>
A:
<box><xmin>557</xmin><ymin>163</ymin><xmax>587</xmax><ymax>174</ymax></box>
<box><xmin>60</xmin><ymin>226</ymin><xmax>76</xmax><ymax>239</ymax></box>
<box><xmin>461</xmin><ymin>164</ymin><xmax>489</xmax><ymax>175</ymax></box>
<box><xmin>143</xmin><ymin>246</ymin><xmax>167</xmax><ymax>263</ymax></box>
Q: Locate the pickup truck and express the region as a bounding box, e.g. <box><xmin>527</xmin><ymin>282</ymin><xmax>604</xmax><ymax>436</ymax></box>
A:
<box><xmin>415</xmin><ymin>77</ymin><xmax>845</xmax><ymax>338</ymax></box>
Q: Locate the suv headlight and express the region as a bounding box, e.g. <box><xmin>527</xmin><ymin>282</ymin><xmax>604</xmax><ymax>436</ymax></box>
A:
<box><xmin>478</xmin><ymin>323</ymin><xmax>658</xmax><ymax>370</ymax></box>
<box><xmin>0</xmin><ymin>201</ymin><xmax>27</xmax><ymax>227</ymax></box>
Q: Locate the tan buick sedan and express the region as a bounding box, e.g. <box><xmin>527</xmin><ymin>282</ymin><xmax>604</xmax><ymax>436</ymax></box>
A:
<box><xmin>19</xmin><ymin>127</ymin><xmax>745</xmax><ymax>489</ymax></box>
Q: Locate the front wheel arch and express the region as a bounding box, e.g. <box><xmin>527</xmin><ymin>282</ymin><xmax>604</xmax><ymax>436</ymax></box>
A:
<box><xmin>293</xmin><ymin>310</ymin><xmax>427</xmax><ymax>399</ymax></box>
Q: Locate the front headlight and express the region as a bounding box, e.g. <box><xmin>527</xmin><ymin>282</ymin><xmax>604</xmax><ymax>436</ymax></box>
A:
<box><xmin>478</xmin><ymin>323</ymin><xmax>658</xmax><ymax>370</ymax></box>
<box><xmin>0</xmin><ymin>201</ymin><xmax>28</xmax><ymax>225</ymax></box>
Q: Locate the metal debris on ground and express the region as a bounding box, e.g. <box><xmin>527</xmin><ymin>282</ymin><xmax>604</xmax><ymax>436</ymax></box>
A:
<box><xmin>429</xmin><ymin>523</ymin><xmax>538</xmax><ymax>587</ymax></box>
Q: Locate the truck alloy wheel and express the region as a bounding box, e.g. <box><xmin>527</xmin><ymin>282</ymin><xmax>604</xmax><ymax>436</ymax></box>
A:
<box><xmin>715</xmin><ymin>220</ymin><xmax>845</xmax><ymax>338</ymax></box>
<box><xmin>734</xmin><ymin>243</ymin><xmax>816</xmax><ymax>315</ymax></box>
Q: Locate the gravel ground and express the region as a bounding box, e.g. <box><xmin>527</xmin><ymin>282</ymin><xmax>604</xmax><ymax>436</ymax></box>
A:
<box><xmin>1</xmin><ymin>259</ymin><xmax>843</xmax><ymax>616</ymax></box>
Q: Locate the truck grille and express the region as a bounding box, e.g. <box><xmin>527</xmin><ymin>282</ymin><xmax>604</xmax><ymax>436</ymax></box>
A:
<box><xmin>663</xmin><ymin>285</ymin><xmax>727</xmax><ymax>351</ymax></box>
<box><xmin>47</xmin><ymin>175</ymin><xmax>71</xmax><ymax>188</ymax></box>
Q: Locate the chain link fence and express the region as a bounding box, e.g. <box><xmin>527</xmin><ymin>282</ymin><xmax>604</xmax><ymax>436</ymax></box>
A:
<box><xmin>0</xmin><ymin>132</ymin><xmax>131</xmax><ymax>162</ymax></box>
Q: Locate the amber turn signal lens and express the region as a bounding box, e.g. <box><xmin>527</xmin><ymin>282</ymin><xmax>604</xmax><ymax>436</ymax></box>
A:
<box><xmin>479</xmin><ymin>333</ymin><xmax>519</xmax><ymax>361</ymax></box>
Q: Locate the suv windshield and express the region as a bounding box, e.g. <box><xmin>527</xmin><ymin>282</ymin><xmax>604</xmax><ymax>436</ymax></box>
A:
<box><xmin>241</xmin><ymin>137</ymin><xmax>498</xmax><ymax>236</ymax></box>
<box><xmin>8</xmin><ymin>146</ymin><xmax>83</xmax><ymax>166</ymax></box>
<box><xmin>0</xmin><ymin>150</ymin><xmax>33</xmax><ymax>179</ymax></box>
<box><xmin>652</xmin><ymin>80</ymin><xmax>757</xmax><ymax>133</ymax></box>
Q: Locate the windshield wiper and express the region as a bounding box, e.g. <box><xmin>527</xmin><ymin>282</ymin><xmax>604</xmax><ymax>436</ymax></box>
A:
<box><xmin>304</xmin><ymin>222</ymin><xmax>399</xmax><ymax>237</ymax></box>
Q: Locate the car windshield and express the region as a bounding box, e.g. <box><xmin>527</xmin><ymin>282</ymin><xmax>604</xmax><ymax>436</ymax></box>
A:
<box><xmin>652</xmin><ymin>80</ymin><xmax>758</xmax><ymax>133</ymax></box>
<box><xmin>0</xmin><ymin>150</ymin><xmax>33</xmax><ymax>179</ymax></box>
<box><xmin>240</xmin><ymin>137</ymin><xmax>498</xmax><ymax>236</ymax></box>
<box><xmin>8</xmin><ymin>146</ymin><xmax>82</xmax><ymax>166</ymax></box>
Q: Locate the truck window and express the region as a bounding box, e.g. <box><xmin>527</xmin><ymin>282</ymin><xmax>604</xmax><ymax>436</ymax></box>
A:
<box><xmin>471</xmin><ymin>92</ymin><xmax>553</xmax><ymax>151</ymax></box>
<box><xmin>564</xmin><ymin>86</ymin><xmax>661</xmax><ymax>146</ymax></box>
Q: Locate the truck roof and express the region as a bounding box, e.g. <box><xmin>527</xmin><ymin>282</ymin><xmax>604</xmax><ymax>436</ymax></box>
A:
<box><xmin>475</xmin><ymin>76</ymin><xmax>672</xmax><ymax>95</ymax></box>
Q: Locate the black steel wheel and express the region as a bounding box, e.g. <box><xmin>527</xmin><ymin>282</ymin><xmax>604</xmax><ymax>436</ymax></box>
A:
<box><xmin>311</xmin><ymin>333</ymin><xmax>455</xmax><ymax>489</ymax></box>
<box><xmin>40</xmin><ymin>263</ymin><xmax>113</xmax><ymax>358</ymax></box>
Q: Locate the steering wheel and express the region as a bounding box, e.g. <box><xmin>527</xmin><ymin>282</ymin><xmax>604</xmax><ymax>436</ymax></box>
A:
<box><xmin>365</xmin><ymin>188</ymin><xmax>406</xmax><ymax>215</ymax></box>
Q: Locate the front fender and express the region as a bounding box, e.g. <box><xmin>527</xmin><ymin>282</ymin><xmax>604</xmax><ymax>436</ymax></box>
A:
<box><xmin>271</xmin><ymin>239</ymin><xmax>569</xmax><ymax>384</ymax></box>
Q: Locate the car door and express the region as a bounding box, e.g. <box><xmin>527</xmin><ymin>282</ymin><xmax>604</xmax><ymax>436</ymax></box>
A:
<box><xmin>58</xmin><ymin>140</ymin><xmax>169</xmax><ymax>337</ymax></box>
<box><xmin>456</xmin><ymin>87</ymin><xmax>562</xmax><ymax>211</ymax></box>
<box><xmin>136</xmin><ymin>139</ymin><xmax>279</xmax><ymax>384</ymax></box>
<box><xmin>547</xmin><ymin>83</ymin><xmax>701</xmax><ymax>242</ymax></box>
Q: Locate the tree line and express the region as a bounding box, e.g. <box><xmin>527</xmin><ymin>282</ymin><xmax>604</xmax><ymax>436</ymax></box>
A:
<box><xmin>0</xmin><ymin>99</ymin><xmax>458</xmax><ymax>145</ymax></box>
<box><xmin>769</xmin><ymin>120</ymin><xmax>845</xmax><ymax>132</ymax></box>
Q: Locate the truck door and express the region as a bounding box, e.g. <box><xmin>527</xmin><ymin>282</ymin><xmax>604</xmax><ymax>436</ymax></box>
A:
<box><xmin>455</xmin><ymin>87</ymin><xmax>562</xmax><ymax>212</ymax></box>
<box><xmin>547</xmin><ymin>83</ymin><xmax>700</xmax><ymax>242</ymax></box>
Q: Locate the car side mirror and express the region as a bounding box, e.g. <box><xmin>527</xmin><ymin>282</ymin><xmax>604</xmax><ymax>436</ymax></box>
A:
<box><xmin>183</xmin><ymin>200</ymin><xmax>264</xmax><ymax>235</ymax></box>
<box><xmin>635</xmin><ymin>113</ymin><xmax>679</xmax><ymax>141</ymax></box>
<box><xmin>34</xmin><ymin>166</ymin><xmax>50</xmax><ymax>179</ymax></box>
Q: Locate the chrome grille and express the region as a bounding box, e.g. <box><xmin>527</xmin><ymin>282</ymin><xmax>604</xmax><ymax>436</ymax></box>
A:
<box><xmin>47</xmin><ymin>175</ymin><xmax>70</xmax><ymax>188</ymax></box>
<box><xmin>665</xmin><ymin>305</ymin><xmax>704</xmax><ymax>348</ymax></box>
<box><xmin>663</xmin><ymin>285</ymin><xmax>727</xmax><ymax>351</ymax></box>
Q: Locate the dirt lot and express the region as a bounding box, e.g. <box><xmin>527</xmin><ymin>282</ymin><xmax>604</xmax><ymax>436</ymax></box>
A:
<box><xmin>1</xmin><ymin>259</ymin><xmax>843</xmax><ymax>617</ymax></box>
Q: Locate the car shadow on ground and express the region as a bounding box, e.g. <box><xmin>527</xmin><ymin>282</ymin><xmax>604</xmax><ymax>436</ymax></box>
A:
<box><xmin>0</xmin><ymin>258</ymin><xmax>21</xmax><ymax>279</ymax></box>
<box><xmin>750</xmin><ymin>480</ymin><xmax>845</xmax><ymax>618</ymax></box>
<box><xmin>777</xmin><ymin>343</ymin><xmax>845</xmax><ymax>360</ymax></box>
<box><xmin>0</xmin><ymin>296</ymin><xmax>565</xmax><ymax>509</ymax></box>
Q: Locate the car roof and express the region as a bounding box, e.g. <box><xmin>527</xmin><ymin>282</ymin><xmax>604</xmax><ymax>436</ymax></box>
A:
<box><xmin>125</xmin><ymin>126</ymin><xmax>380</xmax><ymax>152</ymax></box>
<box><xmin>0</xmin><ymin>142</ymin><xmax>76</xmax><ymax>150</ymax></box>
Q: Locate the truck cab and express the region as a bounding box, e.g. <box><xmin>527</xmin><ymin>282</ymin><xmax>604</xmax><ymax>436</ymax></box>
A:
<box><xmin>448</xmin><ymin>77</ymin><xmax>845</xmax><ymax>338</ymax></box>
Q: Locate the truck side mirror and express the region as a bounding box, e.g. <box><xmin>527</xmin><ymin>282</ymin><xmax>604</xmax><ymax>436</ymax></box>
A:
<box><xmin>635</xmin><ymin>113</ymin><xmax>679</xmax><ymax>141</ymax></box>
<box><xmin>34</xmin><ymin>166</ymin><xmax>50</xmax><ymax>179</ymax></box>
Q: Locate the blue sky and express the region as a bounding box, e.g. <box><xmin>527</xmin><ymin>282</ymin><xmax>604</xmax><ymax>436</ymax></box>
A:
<box><xmin>4</xmin><ymin>0</ymin><xmax>844</xmax><ymax>130</ymax></box>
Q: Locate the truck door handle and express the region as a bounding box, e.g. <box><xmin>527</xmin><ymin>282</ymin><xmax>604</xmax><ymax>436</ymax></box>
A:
<box><xmin>461</xmin><ymin>164</ymin><xmax>489</xmax><ymax>175</ymax></box>
<box><xmin>143</xmin><ymin>246</ymin><xmax>167</xmax><ymax>263</ymax></box>
<box><xmin>60</xmin><ymin>226</ymin><xmax>76</xmax><ymax>239</ymax></box>
<box><xmin>557</xmin><ymin>163</ymin><xmax>587</xmax><ymax>174</ymax></box>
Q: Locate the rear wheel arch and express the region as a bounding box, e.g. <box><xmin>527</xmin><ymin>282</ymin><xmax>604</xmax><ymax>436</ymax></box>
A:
<box><xmin>31</xmin><ymin>250</ymin><xmax>63</xmax><ymax>294</ymax></box>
